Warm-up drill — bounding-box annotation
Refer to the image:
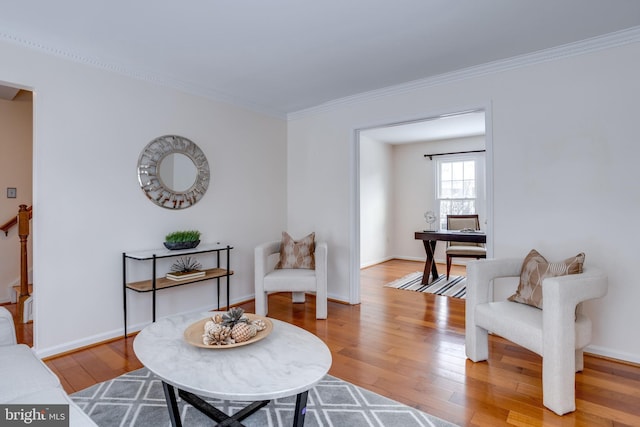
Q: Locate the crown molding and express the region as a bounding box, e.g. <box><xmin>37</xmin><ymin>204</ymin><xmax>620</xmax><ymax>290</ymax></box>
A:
<box><xmin>0</xmin><ymin>31</ymin><xmax>286</xmax><ymax>119</ymax></box>
<box><xmin>287</xmin><ymin>26</ymin><xmax>640</xmax><ymax>121</ymax></box>
<box><xmin>2</xmin><ymin>25</ymin><xmax>639</xmax><ymax>122</ymax></box>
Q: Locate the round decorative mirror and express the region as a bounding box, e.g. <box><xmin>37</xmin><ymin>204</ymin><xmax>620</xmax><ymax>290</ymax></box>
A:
<box><xmin>137</xmin><ymin>135</ymin><xmax>210</xmax><ymax>209</ymax></box>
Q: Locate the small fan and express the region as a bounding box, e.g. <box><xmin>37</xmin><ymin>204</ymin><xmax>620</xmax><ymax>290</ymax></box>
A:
<box><xmin>424</xmin><ymin>210</ymin><xmax>437</xmax><ymax>231</ymax></box>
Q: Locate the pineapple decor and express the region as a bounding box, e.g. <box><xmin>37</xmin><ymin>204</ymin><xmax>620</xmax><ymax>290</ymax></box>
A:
<box><xmin>202</xmin><ymin>307</ymin><xmax>268</xmax><ymax>346</ymax></box>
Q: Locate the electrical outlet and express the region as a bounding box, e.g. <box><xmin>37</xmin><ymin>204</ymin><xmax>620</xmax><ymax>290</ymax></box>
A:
<box><xmin>7</xmin><ymin>188</ymin><xmax>16</xmax><ymax>198</ymax></box>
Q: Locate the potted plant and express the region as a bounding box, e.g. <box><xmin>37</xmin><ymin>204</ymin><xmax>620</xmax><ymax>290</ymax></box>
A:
<box><xmin>164</xmin><ymin>230</ymin><xmax>201</xmax><ymax>250</ymax></box>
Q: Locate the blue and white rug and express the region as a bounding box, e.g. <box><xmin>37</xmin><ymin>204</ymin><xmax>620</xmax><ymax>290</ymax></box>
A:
<box><xmin>385</xmin><ymin>272</ymin><xmax>466</xmax><ymax>299</ymax></box>
<box><xmin>71</xmin><ymin>367</ymin><xmax>458</xmax><ymax>427</ymax></box>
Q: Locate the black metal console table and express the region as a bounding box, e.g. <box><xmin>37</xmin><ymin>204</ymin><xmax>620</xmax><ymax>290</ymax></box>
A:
<box><xmin>122</xmin><ymin>243</ymin><xmax>233</xmax><ymax>337</ymax></box>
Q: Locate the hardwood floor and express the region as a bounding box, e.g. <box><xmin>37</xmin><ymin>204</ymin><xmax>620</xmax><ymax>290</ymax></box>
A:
<box><xmin>7</xmin><ymin>259</ymin><xmax>640</xmax><ymax>426</ymax></box>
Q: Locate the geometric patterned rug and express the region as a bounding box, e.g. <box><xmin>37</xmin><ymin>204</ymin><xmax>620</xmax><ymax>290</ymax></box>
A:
<box><xmin>384</xmin><ymin>272</ymin><xmax>467</xmax><ymax>299</ymax></box>
<box><xmin>71</xmin><ymin>367</ymin><xmax>459</xmax><ymax>427</ymax></box>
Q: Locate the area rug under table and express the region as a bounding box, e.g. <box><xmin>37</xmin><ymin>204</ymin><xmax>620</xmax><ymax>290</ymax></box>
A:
<box><xmin>384</xmin><ymin>272</ymin><xmax>466</xmax><ymax>299</ymax></box>
<box><xmin>71</xmin><ymin>367</ymin><xmax>458</xmax><ymax>427</ymax></box>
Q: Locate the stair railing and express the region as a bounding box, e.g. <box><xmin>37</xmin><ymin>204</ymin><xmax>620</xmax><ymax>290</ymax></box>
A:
<box><xmin>1</xmin><ymin>205</ymin><xmax>32</xmax><ymax>323</ymax></box>
<box><xmin>17</xmin><ymin>205</ymin><xmax>31</xmax><ymax>321</ymax></box>
<box><xmin>1</xmin><ymin>205</ymin><xmax>32</xmax><ymax>236</ymax></box>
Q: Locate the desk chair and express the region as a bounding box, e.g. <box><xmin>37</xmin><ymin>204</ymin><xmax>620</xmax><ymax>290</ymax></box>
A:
<box><xmin>446</xmin><ymin>214</ymin><xmax>486</xmax><ymax>278</ymax></box>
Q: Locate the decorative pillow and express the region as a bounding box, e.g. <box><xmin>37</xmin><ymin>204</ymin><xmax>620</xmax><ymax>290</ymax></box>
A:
<box><xmin>275</xmin><ymin>232</ymin><xmax>315</xmax><ymax>269</ymax></box>
<box><xmin>508</xmin><ymin>249</ymin><xmax>585</xmax><ymax>309</ymax></box>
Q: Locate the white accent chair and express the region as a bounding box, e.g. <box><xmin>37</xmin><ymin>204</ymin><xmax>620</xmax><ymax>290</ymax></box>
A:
<box><xmin>255</xmin><ymin>240</ymin><xmax>328</xmax><ymax>319</ymax></box>
<box><xmin>465</xmin><ymin>258</ymin><xmax>608</xmax><ymax>415</ymax></box>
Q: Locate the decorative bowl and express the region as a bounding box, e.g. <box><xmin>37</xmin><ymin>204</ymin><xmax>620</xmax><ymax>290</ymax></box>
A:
<box><xmin>184</xmin><ymin>314</ymin><xmax>273</xmax><ymax>349</ymax></box>
<box><xmin>163</xmin><ymin>240</ymin><xmax>200</xmax><ymax>250</ymax></box>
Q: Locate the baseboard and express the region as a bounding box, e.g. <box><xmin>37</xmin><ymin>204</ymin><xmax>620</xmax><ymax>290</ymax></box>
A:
<box><xmin>360</xmin><ymin>256</ymin><xmax>394</xmax><ymax>268</ymax></box>
<box><xmin>585</xmin><ymin>344</ymin><xmax>640</xmax><ymax>366</ymax></box>
<box><xmin>35</xmin><ymin>292</ymin><xmax>352</xmax><ymax>359</ymax></box>
<box><xmin>393</xmin><ymin>256</ymin><xmax>447</xmax><ymax>264</ymax></box>
<box><xmin>35</xmin><ymin>302</ymin><xmax>231</xmax><ymax>359</ymax></box>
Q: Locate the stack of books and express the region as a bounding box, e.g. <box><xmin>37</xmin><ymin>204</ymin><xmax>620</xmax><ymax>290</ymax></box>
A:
<box><xmin>166</xmin><ymin>270</ymin><xmax>206</xmax><ymax>281</ymax></box>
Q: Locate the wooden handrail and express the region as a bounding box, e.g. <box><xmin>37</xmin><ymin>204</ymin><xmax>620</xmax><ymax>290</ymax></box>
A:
<box><xmin>1</xmin><ymin>205</ymin><xmax>32</xmax><ymax>236</ymax></box>
<box><xmin>1</xmin><ymin>205</ymin><xmax>32</xmax><ymax>323</ymax></box>
<box><xmin>17</xmin><ymin>204</ymin><xmax>31</xmax><ymax>324</ymax></box>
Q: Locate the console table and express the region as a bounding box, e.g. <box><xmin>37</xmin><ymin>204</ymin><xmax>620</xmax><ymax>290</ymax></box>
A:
<box><xmin>122</xmin><ymin>243</ymin><xmax>233</xmax><ymax>337</ymax></box>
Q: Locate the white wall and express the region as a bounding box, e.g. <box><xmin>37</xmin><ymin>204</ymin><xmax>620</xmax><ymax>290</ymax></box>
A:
<box><xmin>287</xmin><ymin>41</ymin><xmax>640</xmax><ymax>363</ymax></box>
<box><xmin>359</xmin><ymin>135</ymin><xmax>393</xmax><ymax>267</ymax></box>
<box><xmin>0</xmin><ymin>39</ymin><xmax>287</xmax><ymax>356</ymax></box>
<box><xmin>0</xmin><ymin>90</ymin><xmax>32</xmax><ymax>301</ymax></box>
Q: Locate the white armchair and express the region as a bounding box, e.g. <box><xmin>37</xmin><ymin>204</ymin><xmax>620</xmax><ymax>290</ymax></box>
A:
<box><xmin>255</xmin><ymin>240</ymin><xmax>328</xmax><ymax>319</ymax></box>
<box><xmin>465</xmin><ymin>258</ymin><xmax>608</xmax><ymax>415</ymax></box>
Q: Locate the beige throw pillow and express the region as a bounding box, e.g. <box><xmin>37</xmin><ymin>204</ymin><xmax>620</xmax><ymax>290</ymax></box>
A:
<box><xmin>508</xmin><ymin>249</ymin><xmax>585</xmax><ymax>309</ymax></box>
<box><xmin>275</xmin><ymin>232</ymin><xmax>316</xmax><ymax>269</ymax></box>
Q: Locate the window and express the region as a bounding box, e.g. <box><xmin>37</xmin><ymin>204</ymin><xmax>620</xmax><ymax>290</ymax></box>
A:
<box><xmin>436</xmin><ymin>155</ymin><xmax>484</xmax><ymax>230</ymax></box>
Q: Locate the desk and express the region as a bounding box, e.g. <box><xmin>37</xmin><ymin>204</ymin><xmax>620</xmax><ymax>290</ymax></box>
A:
<box><xmin>134</xmin><ymin>312</ymin><xmax>332</xmax><ymax>427</ymax></box>
<box><xmin>415</xmin><ymin>230</ymin><xmax>486</xmax><ymax>285</ymax></box>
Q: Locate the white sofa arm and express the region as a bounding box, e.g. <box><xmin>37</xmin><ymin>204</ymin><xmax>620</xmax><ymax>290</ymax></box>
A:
<box><xmin>541</xmin><ymin>267</ymin><xmax>607</xmax><ymax>414</ymax></box>
<box><xmin>465</xmin><ymin>258</ymin><xmax>522</xmax><ymax>362</ymax></box>
<box><xmin>466</xmin><ymin>258</ymin><xmax>522</xmax><ymax>304</ymax></box>
<box><xmin>255</xmin><ymin>240</ymin><xmax>281</xmax><ymax>279</ymax></box>
<box><xmin>0</xmin><ymin>306</ymin><xmax>18</xmax><ymax>346</ymax></box>
<box><xmin>314</xmin><ymin>242</ymin><xmax>327</xmax><ymax>279</ymax></box>
<box><xmin>541</xmin><ymin>267</ymin><xmax>608</xmax><ymax>353</ymax></box>
<box><xmin>543</xmin><ymin>267</ymin><xmax>608</xmax><ymax>311</ymax></box>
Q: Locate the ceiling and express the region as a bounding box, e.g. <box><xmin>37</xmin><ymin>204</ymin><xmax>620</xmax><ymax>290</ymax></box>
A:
<box><xmin>362</xmin><ymin>110</ymin><xmax>485</xmax><ymax>144</ymax></box>
<box><xmin>1</xmin><ymin>1</ymin><xmax>640</xmax><ymax>116</ymax></box>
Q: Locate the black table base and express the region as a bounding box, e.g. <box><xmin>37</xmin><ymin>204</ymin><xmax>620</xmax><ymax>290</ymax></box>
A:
<box><xmin>162</xmin><ymin>381</ymin><xmax>309</xmax><ymax>427</ymax></box>
<box><xmin>415</xmin><ymin>230</ymin><xmax>487</xmax><ymax>285</ymax></box>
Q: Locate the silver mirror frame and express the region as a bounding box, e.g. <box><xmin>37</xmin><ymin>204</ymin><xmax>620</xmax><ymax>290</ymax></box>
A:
<box><xmin>137</xmin><ymin>135</ymin><xmax>210</xmax><ymax>209</ymax></box>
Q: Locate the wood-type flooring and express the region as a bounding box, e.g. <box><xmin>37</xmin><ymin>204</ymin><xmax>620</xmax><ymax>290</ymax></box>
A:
<box><xmin>5</xmin><ymin>259</ymin><xmax>640</xmax><ymax>426</ymax></box>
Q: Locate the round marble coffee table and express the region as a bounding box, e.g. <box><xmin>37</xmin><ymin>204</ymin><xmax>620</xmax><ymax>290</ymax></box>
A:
<box><xmin>133</xmin><ymin>312</ymin><xmax>332</xmax><ymax>427</ymax></box>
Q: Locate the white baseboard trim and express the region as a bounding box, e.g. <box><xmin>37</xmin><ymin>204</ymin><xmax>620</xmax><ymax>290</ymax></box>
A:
<box><xmin>34</xmin><ymin>303</ymin><xmax>225</xmax><ymax>359</ymax></box>
<box><xmin>585</xmin><ymin>344</ymin><xmax>640</xmax><ymax>365</ymax></box>
<box><xmin>360</xmin><ymin>256</ymin><xmax>394</xmax><ymax>269</ymax></box>
<box><xmin>394</xmin><ymin>255</ymin><xmax>447</xmax><ymax>264</ymax></box>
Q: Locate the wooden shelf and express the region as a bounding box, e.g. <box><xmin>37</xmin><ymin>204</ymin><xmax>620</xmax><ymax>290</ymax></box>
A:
<box><xmin>126</xmin><ymin>268</ymin><xmax>234</xmax><ymax>292</ymax></box>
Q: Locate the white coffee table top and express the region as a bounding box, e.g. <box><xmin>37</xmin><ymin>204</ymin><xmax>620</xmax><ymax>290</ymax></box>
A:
<box><xmin>133</xmin><ymin>312</ymin><xmax>332</xmax><ymax>401</ymax></box>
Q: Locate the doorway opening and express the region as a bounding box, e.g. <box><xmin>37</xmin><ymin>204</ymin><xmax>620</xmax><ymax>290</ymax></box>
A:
<box><xmin>350</xmin><ymin>107</ymin><xmax>493</xmax><ymax>304</ymax></box>
<box><xmin>0</xmin><ymin>83</ymin><xmax>34</xmax><ymax>344</ymax></box>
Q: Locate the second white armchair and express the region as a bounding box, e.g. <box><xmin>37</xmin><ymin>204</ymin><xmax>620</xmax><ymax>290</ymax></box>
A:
<box><xmin>465</xmin><ymin>257</ymin><xmax>608</xmax><ymax>415</ymax></box>
<box><xmin>255</xmin><ymin>240</ymin><xmax>328</xmax><ymax>319</ymax></box>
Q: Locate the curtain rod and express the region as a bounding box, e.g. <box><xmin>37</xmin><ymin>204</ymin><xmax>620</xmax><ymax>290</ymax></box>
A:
<box><xmin>423</xmin><ymin>149</ymin><xmax>485</xmax><ymax>160</ymax></box>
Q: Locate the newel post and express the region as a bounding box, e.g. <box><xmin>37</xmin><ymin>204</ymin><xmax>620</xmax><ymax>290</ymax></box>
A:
<box><xmin>17</xmin><ymin>204</ymin><xmax>30</xmax><ymax>323</ymax></box>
